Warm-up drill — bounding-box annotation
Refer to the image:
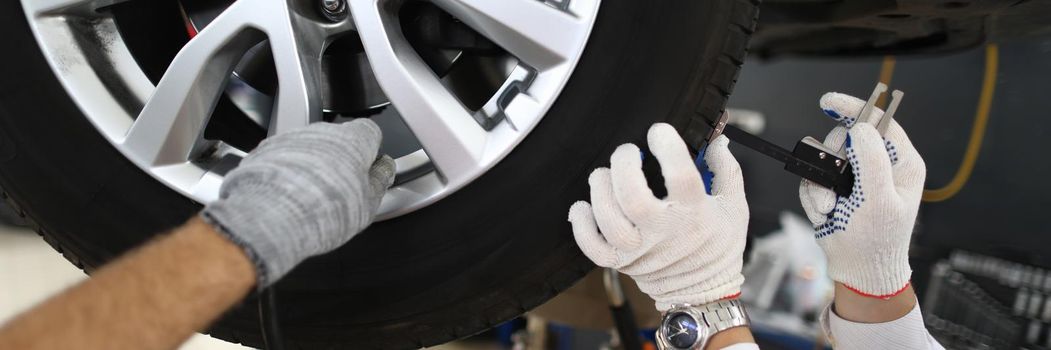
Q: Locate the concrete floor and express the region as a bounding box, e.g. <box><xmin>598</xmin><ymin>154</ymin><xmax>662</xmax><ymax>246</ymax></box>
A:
<box><xmin>0</xmin><ymin>224</ymin><xmax>249</xmax><ymax>350</ymax></box>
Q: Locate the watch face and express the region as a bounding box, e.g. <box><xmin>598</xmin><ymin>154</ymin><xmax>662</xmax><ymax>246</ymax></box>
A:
<box><xmin>662</xmin><ymin>312</ymin><xmax>700</xmax><ymax>349</ymax></box>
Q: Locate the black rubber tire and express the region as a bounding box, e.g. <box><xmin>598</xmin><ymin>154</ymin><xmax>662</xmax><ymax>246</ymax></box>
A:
<box><xmin>0</xmin><ymin>0</ymin><xmax>759</xmax><ymax>348</ymax></box>
<box><xmin>0</xmin><ymin>201</ymin><xmax>27</xmax><ymax>227</ymax></box>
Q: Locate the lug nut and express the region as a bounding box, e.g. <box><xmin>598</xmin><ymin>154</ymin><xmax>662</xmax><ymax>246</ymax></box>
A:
<box><xmin>320</xmin><ymin>0</ymin><xmax>348</xmax><ymax>22</ymax></box>
<box><xmin>322</xmin><ymin>0</ymin><xmax>341</xmax><ymax>11</ymax></box>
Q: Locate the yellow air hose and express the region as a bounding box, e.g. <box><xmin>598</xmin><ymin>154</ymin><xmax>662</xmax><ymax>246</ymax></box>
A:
<box><xmin>923</xmin><ymin>44</ymin><xmax>999</xmax><ymax>202</ymax></box>
<box><xmin>877</xmin><ymin>56</ymin><xmax>896</xmax><ymax>106</ymax></box>
<box><xmin>876</xmin><ymin>44</ymin><xmax>999</xmax><ymax>202</ymax></box>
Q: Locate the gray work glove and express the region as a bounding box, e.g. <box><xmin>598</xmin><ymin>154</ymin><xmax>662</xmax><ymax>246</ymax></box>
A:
<box><xmin>201</xmin><ymin>119</ymin><xmax>395</xmax><ymax>288</ymax></box>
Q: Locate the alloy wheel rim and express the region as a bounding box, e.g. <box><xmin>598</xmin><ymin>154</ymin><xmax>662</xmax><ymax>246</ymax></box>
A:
<box><xmin>20</xmin><ymin>0</ymin><xmax>601</xmax><ymax>219</ymax></box>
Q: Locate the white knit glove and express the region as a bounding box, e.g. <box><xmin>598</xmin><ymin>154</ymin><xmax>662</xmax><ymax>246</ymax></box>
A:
<box><xmin>568</xmin><ymin>123</ymin><xmax>748</xmax><ymax>311</ymax></box>
<box><xmin>800</xmin><ymin>92</ymin><xmax>926</xmax><ymax>298</ymax></box>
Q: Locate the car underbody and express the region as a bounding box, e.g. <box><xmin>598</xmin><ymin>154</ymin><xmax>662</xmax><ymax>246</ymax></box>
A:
<box><xmin>754</xmin><ymin>0</ymin><xmax>1049</xmax><ymax>57</ymax></box>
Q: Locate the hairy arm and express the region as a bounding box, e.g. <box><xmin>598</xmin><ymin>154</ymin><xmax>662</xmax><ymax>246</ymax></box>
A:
<box><xmin>0</xmin><ymin>217</ymin><xmax>256</xmax><ymax>350</ymax></box>
<box><xmin>0</xmin><ymin>120</ymin><xmax>394</xmax><ymax>350</ymax></box>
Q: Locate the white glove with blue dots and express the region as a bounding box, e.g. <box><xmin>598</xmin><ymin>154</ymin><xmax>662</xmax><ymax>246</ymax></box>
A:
<box><xmin>800</xmin><ymin>92</ymin><xmax>926</xmax><ymax>298</ymax></box>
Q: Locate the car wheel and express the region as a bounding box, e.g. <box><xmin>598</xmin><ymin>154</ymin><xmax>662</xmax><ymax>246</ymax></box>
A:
<box><xmin>1</xmin><ymin>0</ymin><xmax>759</xmax><ymax>348</ymax></box>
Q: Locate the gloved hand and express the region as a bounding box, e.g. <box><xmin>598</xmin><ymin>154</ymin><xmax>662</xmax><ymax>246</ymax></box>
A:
<box><xmin>568</xmin><ymin>123</ymin><xmax>749</xmax><ymax>311</ymax></box>
<box><xmin>202</xmin><ymin>119</ymin><xmax>395</xmax><ymax>288</ymax></box>
<box><xmin>800</xmin><ymin>92</ymin><xmax>926</xmax><ymax>298</ymax></box>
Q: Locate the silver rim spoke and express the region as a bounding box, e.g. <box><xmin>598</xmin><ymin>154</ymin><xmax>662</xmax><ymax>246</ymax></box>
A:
<box><xmin>350</xmin><ymin>0</ymin><xmax>488</xmax><ymax>182</ymax></box>
<box><xmin>430</xmin><ymin>0</ymin><xmax>588</xmax><ymax>69</ymax></box>
<box><xmin>124</xmin><ymin>0</ymin><xmax>360</xmax><ymax>163</ymax></box>
<box><xmin>270</xmin><ymin>4</ymin><xmax>357</xmax><ymax>133</ymax></box>
<box><xmin>123</xmin><ymin>1</ymin><xmax>266</xmax><ymax>166</ymax></box>
<box><xmin>267</xmin><ymin>15</ymin><xmax>324</xmax><ymax>135</ymax></box>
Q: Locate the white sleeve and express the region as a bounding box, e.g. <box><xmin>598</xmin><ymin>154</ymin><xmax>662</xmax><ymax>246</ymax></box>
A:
<box><xmin>820</xmin><ymin>301</ymin><xmax>945</xmax><ymax>350</ymax></box>
<box><xmin>719</xmin><ymin>343</ymin><xmax>760</xmax><ymax>350</ymax></box>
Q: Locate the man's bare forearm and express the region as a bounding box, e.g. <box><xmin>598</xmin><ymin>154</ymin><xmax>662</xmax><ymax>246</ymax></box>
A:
<box><xmin>0</xmin><ymin>217</ymin><xmax>256</xmax><ymax>350</ymax></box>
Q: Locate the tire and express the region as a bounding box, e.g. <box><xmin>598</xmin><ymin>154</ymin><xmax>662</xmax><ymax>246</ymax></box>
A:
<box><xmin>0</xmin><ymin>0</ymin><xmax>759</xmax><ymax>348</ymax></box>
<box><xmin>0</xmin><ymin>202</ymin><xmax>26</xmax><ymax>227</ymax></box>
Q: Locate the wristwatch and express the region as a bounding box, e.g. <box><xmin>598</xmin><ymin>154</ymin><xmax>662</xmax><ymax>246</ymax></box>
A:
<box><xmin>656</xmin><ymin>299</ymin><xmax>750</xmax><ymax>350</ymax></box>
